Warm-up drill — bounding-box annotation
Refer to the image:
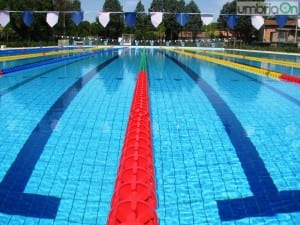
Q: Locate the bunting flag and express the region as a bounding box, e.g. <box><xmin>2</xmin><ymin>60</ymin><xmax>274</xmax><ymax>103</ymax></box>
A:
<box><xmin>251</xmin><ymin>15</ymin><xmax>264</xmax><ymax>30</ymax></box>
<box><xmin>22</xmin><ymin>11</ymin><xmax>34</xmax><ymax>27</ymax></box>
<box><xmin>276</xmin><ymin>15</ymin><xmax>288</xmax><ymax>28</ymax></box>
<box><xmin>150</xmin><ymin>12</ymin><xmax>163</xmax><ymax>28</ymax></box>
<box><xmin>125</xmin><ymin>12</ymin><xmax>137</xmax><ymax>28</ymax></box>
<box><xmin>46</xmin><ymin>11</ymin><xmax>59</xmax><ymax>27</ymax></box>
<box><xmin>0</xmin><ymin>11</ymin><xmax>10</xmax><ymax>27</ymax></box>
<box><xmin>98</xmin><ymin>12</ymin><xmax>110</xmax><ymax>27</ymax></box>
<box><xmin>0</xmin><ymin>10</ymin><xmax>297</xmax><ymax>31</ymax></box>
<box><xmin>227</xmin><ymin>14</ymin><xmax>238</xmax><ymax>29</ymax></box>
<box><xmin>176</xmin><ymin>13</ymin><xmax>189</xmax><ymax>26</ymax></box>
<box><xmin>201</xmin><ymin>14</ymin><xmax>214</xmax><ymax>25</ymax></box>
<box><xmin>71</xmin><ymin>11</ymin><xmax>83</xmax><ymax>26</ymax></box>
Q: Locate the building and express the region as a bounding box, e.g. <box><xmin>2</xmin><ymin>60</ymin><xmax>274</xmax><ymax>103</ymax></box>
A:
<box><xmin>262</xmin><ymin>19</ymin><xmax>299</xmax><ymax>44</ymax></box>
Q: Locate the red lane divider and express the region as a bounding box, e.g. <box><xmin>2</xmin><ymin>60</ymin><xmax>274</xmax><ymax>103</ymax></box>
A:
<box><xmin>107</xmin><ymin>70</ymin><xmax>158</xmax><ymax>225</ymax></box>
<box><xmin>280</xmin><ymin>74</ymin><xmax>300</xmax><ymax>84</ymax></box>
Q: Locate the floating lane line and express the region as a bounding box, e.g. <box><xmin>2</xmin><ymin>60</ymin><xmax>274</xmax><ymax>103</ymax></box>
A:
<box><xmin>107</xmin><ymin>50</ymin><xmax>158</xmax><ymax>225</ymax></box>
<box><xmin>165</xmin><ymin>48</ymin><xmax>300</xmax><ymax>84</ymax></box>
<box><xmin>0</xmin><ymin>46</ymin><xmax>111</xmax><ymax>62</ymax></box>
<box><xmin>187</xmin><ymin>48</ymin><xmax>300</xmax><ymax>69</ymax></box>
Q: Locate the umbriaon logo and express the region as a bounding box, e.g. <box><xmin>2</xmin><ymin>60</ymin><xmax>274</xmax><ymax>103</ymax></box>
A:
<box><xmin>237</xmin><ymin>0</ymin><xmax>299</xmax><ymax>15</ymax></box>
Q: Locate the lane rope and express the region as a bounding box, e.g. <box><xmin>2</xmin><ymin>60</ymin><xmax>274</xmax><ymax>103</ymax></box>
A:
<box><xmin>187</xmin><ymin>48</ymin><xmax>300</xmax><ymax>69</ymax></box>
<box><xmin>164</xmin><ymin>48</ymin><xmax>300</xmax><ymax>84</ymax></box>
<box><xmin>107</xmin><ymin>49</ymin><xmax>158</xmax><ymax>225</ymax></box>
<box><xmin>0</xmin><ymin>46</ymin><xmax>110</xmax><ymax>61</ymax></box>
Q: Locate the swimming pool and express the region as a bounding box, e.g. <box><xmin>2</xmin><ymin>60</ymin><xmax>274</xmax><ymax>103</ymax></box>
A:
<box><xmin>0</xmin><ymin>47</ymin><xmax>299</xmax><ymax>224</ymax></box>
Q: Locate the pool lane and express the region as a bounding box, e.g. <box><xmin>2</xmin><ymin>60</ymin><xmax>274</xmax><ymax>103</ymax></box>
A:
<box><xmin>168</xmin><ymin>48</ymin><xmax>300</xmax><ymax>84</ymax></box>
<box><xmin>189</xmin><ymin>49</ymin><xmax>300</xmax><ymax>69</ymax></box>
<box><xmin>166</xmin><ymin>53</ymin><xmax>300</xmax><ymax>221</ymax></box>
<box><xmin>0</xmin><ymin>55</ymin><xmax>118</xmax><ymax>219</ymax></box>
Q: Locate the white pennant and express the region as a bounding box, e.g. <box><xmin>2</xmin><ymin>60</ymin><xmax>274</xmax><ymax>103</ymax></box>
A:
<box><xmin>251</xmin><ymin>15</ymin><xmax>264</xmax><ymax>30</ymax></box>
<box><xmin>298</xmin><ymin>16</ymin><xmax>300</xmax><ymax>28</ymax></box>
<box><xmin>98</xmin><ymin>12</ymin><xmax>110</xmax><ymax>28</ymax></box>
<box><xmin>0</xmin><ymin>11</ymin><xmax>10</xmax><ymax>27</ymax></box>
<box><xmin>151</xmin><ymin>12</ymin><xmax>163</xmax><ymax>28</ymax></box>
<box><xmin>201</xmin><ymin>14</ymin><xmax>213</xmax><ymax>25</ymax></box>
<box><xmin>46</xmin><ymin>11</ymin><xmax>59</xmax><ymax>27</ymax></box>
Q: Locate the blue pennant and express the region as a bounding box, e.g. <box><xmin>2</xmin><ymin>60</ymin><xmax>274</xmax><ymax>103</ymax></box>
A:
<box><xmin>71</xmin><ymin>11</ymin><xmax>83</xmax><ymax>26</ymax></box>
<box><xmin>276</xmin><ymin>15</ymin><xmax>288</xmax><ymax>28</ymax></box>
<box><xmin>22</xmin><ymin>11</ymin><xmax>33</xmax><ymax>27</ymax></box>
<box><xmin>125</xmin><ymin>12</ymin><xmax>137</xmax><ymax>28</ymax></box>
<box><xmin>176</xmin><ymin>13</ymin><xmax>189</xmax><ymax>26</ymax></box>
<box><xmin>227</xmin><ymin>14</ymin><xmax>238</xmax><ymax>29</ymax></box>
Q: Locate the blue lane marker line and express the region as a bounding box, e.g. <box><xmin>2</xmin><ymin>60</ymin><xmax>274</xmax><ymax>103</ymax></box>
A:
<box><xmin>166</xmin><ymin>53</ymin><xmax>300</xmax><ymax>221</ymax></box>
<box><xmin>0</xmin><ymin>55</ymin><xmax>119</xmax><ymax>219</ymax></box>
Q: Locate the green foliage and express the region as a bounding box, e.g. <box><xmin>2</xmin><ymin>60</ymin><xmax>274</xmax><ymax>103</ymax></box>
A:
<box><xmin>149</xmin><ymin>0</ymin><xmax>182</xmax><ymax>40</ymax></box>
<box><xmin>0</xmin><ymin>0</ymin><xmax>81</xmax><ymax>42</ymax></box>
<box><xmin>185</xmin><ymin>0</ymin><xmax>202</xmax><ymax>41</ymax></box>
<box><xmin>217</xmin><ymin>0</ymin><xmax>261</xmax><ymax>43</ymax></box>
<box><xmin>133</xmin><ymin>1</ymin><xmax>148</xmax><ymax>40</ymax></box>
<box><xmin>238</xmin><ymin>43</ymin><xmax>300</xmax><ymax>53</ymax></box>
<box><xmin>102</xmin><ymin>0</ymin><xmax>123</xmax><ymax>39</ymax></box>
<box><xmin>1</xmin><ymin>0</ymin><xmax>274</xmax><ymax>46</ymax></box>
<box><xmin>203</xmin><ymin>23</ymin><xmax>218</xmax><ymax>38</ymax></box>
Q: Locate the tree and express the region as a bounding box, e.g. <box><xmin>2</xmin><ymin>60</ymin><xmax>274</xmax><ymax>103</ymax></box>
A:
<box><xmin>185</xmin><ymin>0</ymin><xmax>202</xmax><ymax>41</ymax></box>
<box><xmin>52</xmin><ymin>0</ymin><xmax>81</xmax><ymax>37</ymax></box>
<box><xmin>150</xmin><ymin>0</ymin><xmax>186</xmax><ymax>40</ymax></box>
<box><xmin>0</xmin><ymin>0</ymin><xmax>81</xmax><ymax>42</ymax></box>
<box><xmin>2</xmin><ymin>0</ymin><xmax>53</xmax><ymax>41</ymax></box>
<box><xmin>203</xmin><ymin>23</ymin><xmax>218</xmax><ymax>39</ymax></box>
<box><xmin>133</xmin><ymin>1</ymin><xmax>151</xmax><ymax>40</ymax></box>
<box><xmin>102</xmin><ymin>0</ymin><xmax>123</xmax><ymax>39</ymax></box>
<box><xmin>217</xmin><ymin>0</ymin><xmax>261</xmax><ymax>43</ymax></box>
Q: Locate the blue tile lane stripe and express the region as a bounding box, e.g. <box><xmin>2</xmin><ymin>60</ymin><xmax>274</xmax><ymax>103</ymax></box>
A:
<box><xmin>0</xmin><ymin>55</ymin><xmax>119</xmax><ymax>219</ymax></box>
<box><xmin>166</xmin><ymin>53</ymin><xmax>300</xmax><ymax>221</ymax></box>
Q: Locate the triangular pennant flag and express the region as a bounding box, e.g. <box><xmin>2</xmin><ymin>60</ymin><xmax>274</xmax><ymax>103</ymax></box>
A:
<box><xmin>98</xmin><ymin>12</ymin><xmax>110</xmax><ymax>27</ymax></box>
<box><xmin>22</xmin><ymin>11</ymin><xmax>33</xmax><ymax>27</ymax></box>
<box><xmin>0</xmin><ymin>11</ymin><xmax>10</xmax><ymax>27</ymax></box>
<box><xmin>227</xmin><ymin>15</ymin><xmax>238</xmax><ymax>29</ymax></box>
<box><xmin>251</xmin><ymin>15</ymin><xmax>264</xmax><ymax>30</ymax></box>
<box><xmin>176</xmin><ymin>13</ymin><xmax>189</xmax><ymax>26</ymax></box>
<box><xmin>46</xmin><ymin>11</ymin><xmax>59</xmax><ymax>27</ymax></box>
<box><xmin>151</xmin><ymin>12</ymin><xmax>163</xmax><ymax>28</ymax></box>
<box><xmin>201</xmin><ymin>14</ymin><xmax>214</xmax><ymax>25</ymax></box>
<box><xmin>71</xmin><ymin>11</ymin><xmax>83</xmax><ymax>26</ymax></box>
<box><xmin>125</xmin><ymin>12</ymin><xmax>137</xmax><ymax>28</ymax></box>
<box><xmin>298</xmin><ymin>15</ymin><xmax>300</xmax><ymax>28</ymax></box>
<box><xmin>276</xmin><ymin>15</ymin><xmax>288</xmax><ymax>28</ymax></box>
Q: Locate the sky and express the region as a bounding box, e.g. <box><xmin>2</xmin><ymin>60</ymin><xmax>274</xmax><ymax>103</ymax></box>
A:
<box><xmin>81</xmin><ymin>0</ymin><xmax>232</xmax><ymax>22</ymax></box>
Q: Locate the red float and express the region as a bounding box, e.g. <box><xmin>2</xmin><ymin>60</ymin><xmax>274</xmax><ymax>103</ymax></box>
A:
<box><xmin>107</xmin><ymin>56</ymin><xmax>158</xmax><ymax>224</ymax></box>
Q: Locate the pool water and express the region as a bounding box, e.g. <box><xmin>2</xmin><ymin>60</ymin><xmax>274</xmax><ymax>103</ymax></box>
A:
<box><xmin>0</xmin><ymin>48</ymin><xmax>300</xmax><ymax>225</ymax></box>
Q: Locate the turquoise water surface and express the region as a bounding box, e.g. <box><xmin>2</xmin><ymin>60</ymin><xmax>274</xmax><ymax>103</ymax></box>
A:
<box><xmin>0</xmin><ymin>48</ymin><xmax>299</xmax><ymax>224</ymax></box>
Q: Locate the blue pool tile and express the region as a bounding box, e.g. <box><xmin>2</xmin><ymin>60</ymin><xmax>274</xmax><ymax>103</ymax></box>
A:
<box><xmin>0</xmin><ymin>214</ymin><xmax>10</xmax><ymax>224</ymax></box>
